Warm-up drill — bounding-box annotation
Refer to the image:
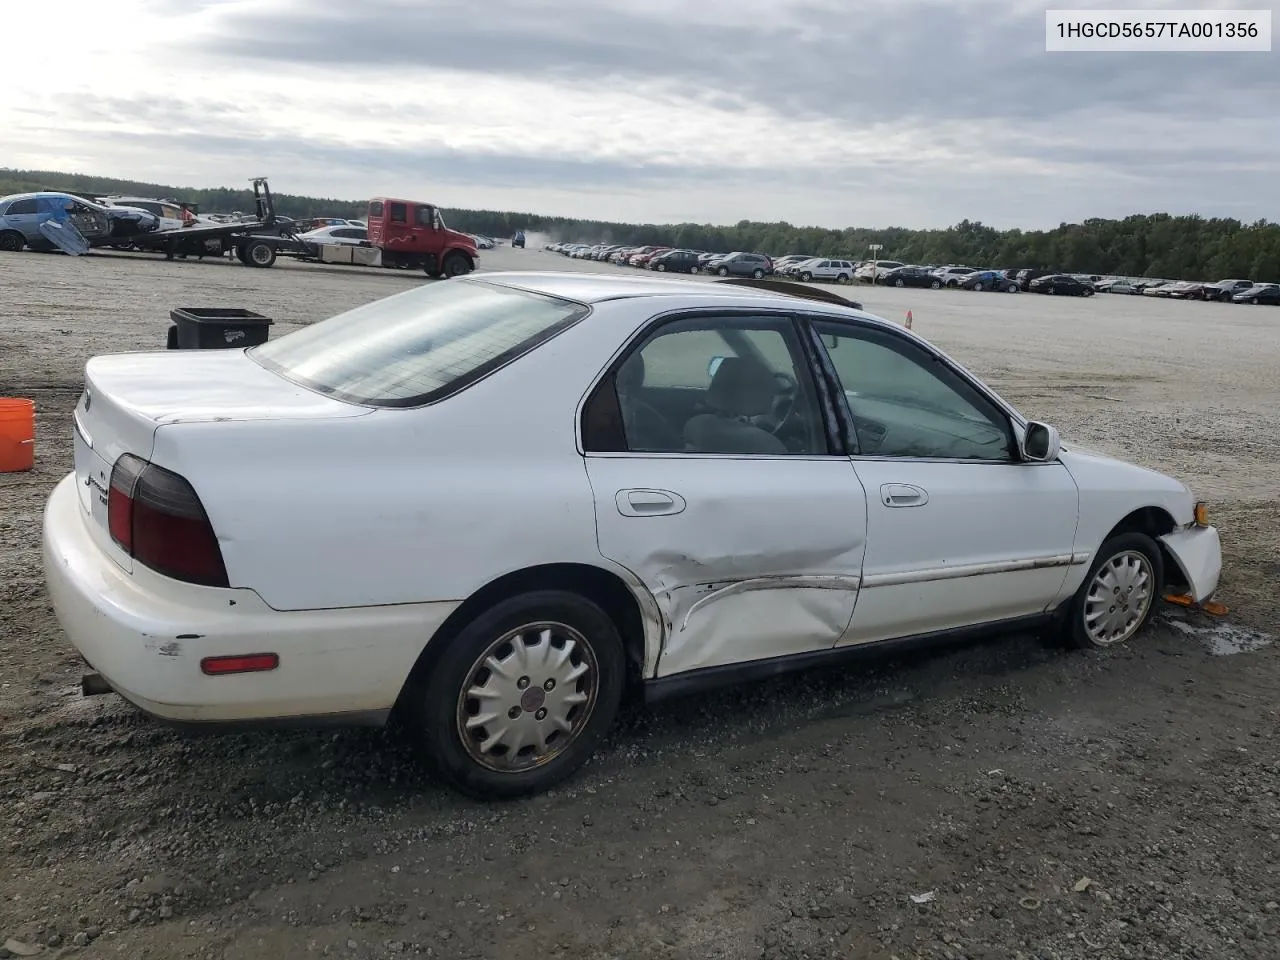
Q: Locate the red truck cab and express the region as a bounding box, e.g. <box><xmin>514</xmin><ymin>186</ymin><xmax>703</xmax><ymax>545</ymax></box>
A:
<box><xmin>367</xmin><ymin>198</ymin><xmax>478</xmax><ymax>277</ymax></box>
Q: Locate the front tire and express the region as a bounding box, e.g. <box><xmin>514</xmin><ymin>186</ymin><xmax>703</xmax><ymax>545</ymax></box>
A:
<box><xmin>894</xmin><ymin>278</ymin><xmax>905</xmax><ymax>287</ymax></box>
<box><xmin>411</xmin><ymin>590</ymin><xmax>625</xmax><ymax>799</ymax></box>
<box><xmin>1068</xmin><ymin>533</ymin><xmax>1163</xmax><ymax>649</ymax></box>
<box><xmin>799</xmin><ymin>272</ymin><xmax>813</xmax><ymax>282</ymax></box>
<box><xmin>718</xmin><ymin>266</ymin><xmax>729</xmax><ymax>277</ymax></box>
<box><xmin>930</xmin><ymin>279</ymin><xmax>942</xmax><ymax>289</ymax></box>
<box><xmin>442</xmin><ymin>252</ymin><xmax>472</xmax><ymax>277</ymax></box>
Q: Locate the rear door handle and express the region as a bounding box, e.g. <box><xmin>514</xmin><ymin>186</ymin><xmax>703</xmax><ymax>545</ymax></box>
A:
<box><xmin>616</xmin><ymin>488</ymin><xmax>687</xmax><ymax>517</ymax></box>
<box><xmin>880</xmin><ymin>483</ymin><xmax>928</xmax><ymax>507</ymax></box>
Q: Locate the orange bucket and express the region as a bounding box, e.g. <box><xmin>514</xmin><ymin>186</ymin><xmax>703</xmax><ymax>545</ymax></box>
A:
<box><xmin>0</xmin><ymin>398</ymin><xmax>35</xmax><ymax>472</ymax></box>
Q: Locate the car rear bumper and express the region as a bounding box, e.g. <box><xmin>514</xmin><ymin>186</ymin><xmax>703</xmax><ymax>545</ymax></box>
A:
<box><xmin>1158</xmin><ymin>525</ymin><xmax>1222</xmax><ymax>604</ymax></box>
<box><xmin>42</xmin><ymin>473</ymin><xmax>458</xmax><ymax>723</ymax></box>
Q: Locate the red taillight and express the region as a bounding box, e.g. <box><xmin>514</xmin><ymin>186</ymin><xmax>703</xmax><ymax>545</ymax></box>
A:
<box><xmin>107</xmin><ymin>454</ymin><xmax>229</xmax><ymax>588</ymax></box>
<box><xmin>201</xmin><ymin>653</ymin><xmax>278</xmax><ymax>675</ymax></box>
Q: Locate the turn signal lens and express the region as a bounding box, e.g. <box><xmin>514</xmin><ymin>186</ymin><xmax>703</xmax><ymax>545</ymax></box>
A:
<box><xmin>1193</xmin><ymin>502</ymin><xmax>1209</xmax><ymax>527</ymax></box>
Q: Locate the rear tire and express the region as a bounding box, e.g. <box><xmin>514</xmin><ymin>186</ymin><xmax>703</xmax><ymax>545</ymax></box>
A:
<box><xmin>409</xmin><ymin>590</ymin><xmax>625</xmax><ymax>799</ymax></box>
<box><xmin>244</xmin><ymin>240</ymin><xmax>276</xmax><ymax>267</ymax></box>
<box><xmin>1067</xmin><ymin>533</ymin><xmax>1163</xmax><ymax>650</ymax></box>
<box><xmin>836</xmin><ymin>273</ymin><xmax>849</xmax><ymax>283</ymax></box>
<box><xmin>752</xmin><ymin>268</ymin><xmax>765</xmax><ymax>279</ymax></box>
<box><xmin>0</xmin><ymin>230</ymin><xmax>24</xmax><ymax>252</ymax></box>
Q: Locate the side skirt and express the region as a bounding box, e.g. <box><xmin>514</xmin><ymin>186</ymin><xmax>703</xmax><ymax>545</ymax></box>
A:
<box><xmin>643</xmin><ymin>608</ymin><xmax>1067</xmax><ymax>705</ymax></box>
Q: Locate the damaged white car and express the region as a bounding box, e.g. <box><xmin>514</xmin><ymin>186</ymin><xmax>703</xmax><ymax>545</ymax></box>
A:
<box><xmin>43</xmin><ymin>272</ymin><xmax>1222</xmax><ymax>798</ymax></box>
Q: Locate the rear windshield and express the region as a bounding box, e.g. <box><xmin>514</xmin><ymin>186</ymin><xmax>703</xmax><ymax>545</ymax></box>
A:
<box><xmin>251</xmin><ymin>280</ymin><xmax>589</xmax><ymax>407</ymax></box>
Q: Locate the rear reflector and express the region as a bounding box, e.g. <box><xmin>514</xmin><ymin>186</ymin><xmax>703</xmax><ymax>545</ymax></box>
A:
<box><xmin>201</xmin><ymin>653</ymin><xmax>279</xmax><ymax>676</ymax></box>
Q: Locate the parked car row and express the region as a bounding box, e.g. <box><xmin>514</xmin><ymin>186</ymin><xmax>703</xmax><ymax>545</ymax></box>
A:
<box><xmin>539</xmin><ymin>241</ymin><xmax>1280</xmax><ymax>307</ymax></box>
<box><xmin>546</xmin><ymin>242</ymin><xmax>778</xmax><ymax>279</ymax></box>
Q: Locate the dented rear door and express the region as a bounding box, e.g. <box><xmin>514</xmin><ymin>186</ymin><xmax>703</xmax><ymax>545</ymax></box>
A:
<box><xmin>586</xmin><ymin>454</ymin><xmax>868</xmax><ymax>677</ymax></box>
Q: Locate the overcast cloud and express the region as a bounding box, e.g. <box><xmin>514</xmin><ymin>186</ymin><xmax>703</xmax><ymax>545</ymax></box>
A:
<box><xmin>3</xmin><ymin>0</ymin><xmax>1276</xmax><ymax>228</ymax></box>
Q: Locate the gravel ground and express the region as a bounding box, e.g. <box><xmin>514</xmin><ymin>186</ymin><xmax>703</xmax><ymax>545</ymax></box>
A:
<box><xmin>1</xmin><ymin>246</ymin><xmax>1278</xmax><ymax>960</ymax></box>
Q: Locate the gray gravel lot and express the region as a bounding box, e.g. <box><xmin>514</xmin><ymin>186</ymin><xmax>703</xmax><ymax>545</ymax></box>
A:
<box><xmin>1</xmin><ymin>246</ymin><xmax>1278</xmax><ymax>959</ymax></box>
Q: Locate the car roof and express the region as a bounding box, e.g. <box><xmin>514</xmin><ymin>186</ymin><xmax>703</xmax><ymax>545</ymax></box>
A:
<box><xmin>467</xmin><ymin>271</ymin><xmax>885</xmax><ymax>321</ymax></box>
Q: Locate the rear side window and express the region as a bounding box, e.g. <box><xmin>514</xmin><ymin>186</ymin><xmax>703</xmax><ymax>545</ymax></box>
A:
<box><xmin>368</xmin><ymin>200</ymin><xmax>384</xmax><ymax>218</ymax></box>
<box><xmin>389</xmin><ymin>202</ymin><xmax>407</xmax><ymax>223</ymax></box>
<box><xmin>251</xmin><ymin>280</ymin><xmax>589</xmax><ymax>407</ymax></box>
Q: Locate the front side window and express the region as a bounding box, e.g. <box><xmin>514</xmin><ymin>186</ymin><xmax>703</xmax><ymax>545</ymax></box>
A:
<box><xmin>5</xmin><ymin>198</ymin><xmax>38</xmax><ymax>215</ymax></box>
<box><xmin>414</xmin><ymin>205</ymin><xmax>434</xmax><ymax>227</ymax></box>
<box><xmin>252</xmin><ymin>279</ymin><xmax>588</xmax><ymax>407</ymax></box>
<box><xmin>811</xmin><ymin>320</ymin><xmax>1014</xmax><ymax>461</ymax></box>
<box><xmin>586</xmin><ymin>315</ymin><xmax>827</xmax><ymax>456</ymax></box>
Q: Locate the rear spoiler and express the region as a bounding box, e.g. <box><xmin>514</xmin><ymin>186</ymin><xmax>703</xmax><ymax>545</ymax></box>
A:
<box><xmin>715</xmin><ymin>276</ymin><xmax>862</xmax><ymax>310</ymax></box>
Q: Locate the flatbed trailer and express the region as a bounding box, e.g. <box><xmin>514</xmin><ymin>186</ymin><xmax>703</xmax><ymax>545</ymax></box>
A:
<box><xmin>127</xmin><ymin>178</ymin><xmax>301</xmax><ymax>267</ymax></box>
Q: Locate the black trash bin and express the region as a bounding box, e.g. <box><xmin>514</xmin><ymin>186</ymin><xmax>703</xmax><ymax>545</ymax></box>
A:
<box><xmin>170</xmin><ymin>308</ymin><xmax>273</xmax><ymax>350</ymax></box>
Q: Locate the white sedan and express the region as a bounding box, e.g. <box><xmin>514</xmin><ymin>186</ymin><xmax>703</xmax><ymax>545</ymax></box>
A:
<box><xmin>43</xmin><ymin>272</ymin><xmax>1222</xmax><ymax>798</ymax></box>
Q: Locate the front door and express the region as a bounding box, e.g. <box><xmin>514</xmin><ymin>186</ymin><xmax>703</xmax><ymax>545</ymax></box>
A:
<box><xmin>581</xmin><ymin>312</ymin><xmax>868</xmax><ymax>678</ymax></box>
<box><xmin>806</xmin><ymin>318</ymin><xmax>1080</xmax><ymax>646</ymax></box>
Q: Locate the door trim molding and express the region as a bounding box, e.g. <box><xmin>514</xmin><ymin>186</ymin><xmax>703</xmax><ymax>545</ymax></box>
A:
<box><xmin>861</xmin><ymin>552</ymin><xmax>1088</xmax><ymax>589</ymax></box>
<box><xmin>678</xmin><ymin>574</ymin><xmax>862</xmax><ymax>631</ymax></box>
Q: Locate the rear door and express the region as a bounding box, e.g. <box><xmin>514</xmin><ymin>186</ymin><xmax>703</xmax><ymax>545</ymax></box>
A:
<box><xmin>3</xmin><ymin>197</ymin><xmax>41</xmax><ymax>239</ymax></box>
<box><xmin>582</xmin><ymin>311</ymin><xmax>868</xmax><ymax>677</ymax></box>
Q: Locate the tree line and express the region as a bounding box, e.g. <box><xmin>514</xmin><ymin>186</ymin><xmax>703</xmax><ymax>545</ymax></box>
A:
<box><xmin>4</xmin><ymin>168</ymin><xmax>1278</xmax><ymax>281</ymax></box>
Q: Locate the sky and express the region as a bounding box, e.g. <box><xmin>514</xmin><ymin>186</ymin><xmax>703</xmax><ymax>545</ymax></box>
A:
<box><xmin>2</xmin><ymin>0</ymin><xmax>1276</xmax><ymax>229</ymax></box>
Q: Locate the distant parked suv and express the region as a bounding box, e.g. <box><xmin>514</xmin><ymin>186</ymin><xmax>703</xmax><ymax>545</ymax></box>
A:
<box><xmin>712</xmin><ymin>252</ymin><xmax>772</xmax><ymax>278</ymax></box>
<box><xmin>793</xmin><ymin>259</ymin><xmax>855</xmax><ymax>283</ymax></box>
<box><xmin>932</xmin><ymin>265</ymin><xmax>979</xmax><ymax>287</ymax></box>
<box><xmin>1203</xmin><ymin>279</ymin><xmax>1253</xmax><ymax>302</ymax></box>
<box><xmin>855</xmin><ymin>260</ymin><xmax>905</xmax><ymax>283</ymax></box>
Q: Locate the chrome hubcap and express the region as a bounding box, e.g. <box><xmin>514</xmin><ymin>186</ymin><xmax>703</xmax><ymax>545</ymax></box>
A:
<box><xmin>456</xmin><ymin>622</ymin><xmax>598</xmax><ymax>772</ymax></box>
<box><xmin>1083</xmin><ymin>550</ymin><xmax>1153</xmax><ymax>645</ymax></box>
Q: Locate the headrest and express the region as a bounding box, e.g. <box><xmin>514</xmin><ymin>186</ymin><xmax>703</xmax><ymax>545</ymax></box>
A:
<box><xmin>706</xmin><ymin>357</ymin><xmax>776</xmax><ymax>417</ymax></box>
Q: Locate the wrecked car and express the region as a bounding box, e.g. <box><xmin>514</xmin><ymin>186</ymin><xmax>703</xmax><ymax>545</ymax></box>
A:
<box><xmin>0</xmin><ymin>192</ymin><xmax>160</xmax><ymax>252</ymax></box>
<box><xmin>43</xmin><ymin>272</ymin><xmax>1221</xmax><ymax>799</ymax></box>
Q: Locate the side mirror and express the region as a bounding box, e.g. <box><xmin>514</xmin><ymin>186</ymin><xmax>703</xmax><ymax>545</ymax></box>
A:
<box><xmin>707</xmin><ymin>356</ymin><xmax>726</xmax><ymax>378</ymax></box>
<box><xmin>1021</xmin><ymin>421</ymin><xmax>1061</xmax><ymax>462</ymax></box>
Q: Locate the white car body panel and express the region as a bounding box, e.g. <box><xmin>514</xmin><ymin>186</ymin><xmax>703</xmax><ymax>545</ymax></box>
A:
<box><xmin>43</xmin><ymin>474</ymin><xmax>454</xmax><ymax>722</ymax></box>
<box><xmin>840</xmin><ymin>459</ymin><xmax>1080</xmax><ymax>644</ymax></box>
<box><xmin>1158</xmin><ymin>527</ymin><xmax>1221</xmax><ymax>603</ymax></box>
<box><xmin>586</xmin><ymin>454</ymin><xmax>867</xmax><ymax>675</ymax></box>
<box><xmin>42</xmin><ymin>272</ymin><xmax>1224</xmax><ymax>725</ymax></box>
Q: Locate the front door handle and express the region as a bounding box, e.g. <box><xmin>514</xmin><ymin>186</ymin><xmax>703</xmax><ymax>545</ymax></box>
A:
<box><xmin>880</xmin><ymin>483</ymin><xmax>929</xmax><ymax>507</ymax></box>
<box><xmin>616</xmin><ymin>488</ymin><xmax>687</xmax><ymax>517</ymax></box>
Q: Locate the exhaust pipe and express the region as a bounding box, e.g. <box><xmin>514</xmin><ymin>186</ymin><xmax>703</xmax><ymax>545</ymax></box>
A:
<box><xmin>81</xmin><ymin>673</ymin><xmax>112</xmax><ymax>696</ymax></box>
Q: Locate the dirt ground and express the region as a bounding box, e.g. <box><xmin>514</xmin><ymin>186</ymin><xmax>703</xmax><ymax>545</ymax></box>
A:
<box><xmin>1</xmin><ymin>246</ymin><xmax>1278</xmax><ymax>960</ymax></box>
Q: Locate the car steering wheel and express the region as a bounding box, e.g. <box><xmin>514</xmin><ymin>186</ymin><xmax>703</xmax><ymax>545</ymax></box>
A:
<box><xmin>753</xmin><ymin>371</ymin><xmax>799</xmax><ymax>436</ymax></box>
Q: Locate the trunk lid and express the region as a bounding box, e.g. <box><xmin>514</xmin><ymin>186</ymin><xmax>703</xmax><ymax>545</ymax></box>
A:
<box><xmin>72</xmin><ymin>349</ymin><xmax>370</xmax><ymax>560</ymax></box>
